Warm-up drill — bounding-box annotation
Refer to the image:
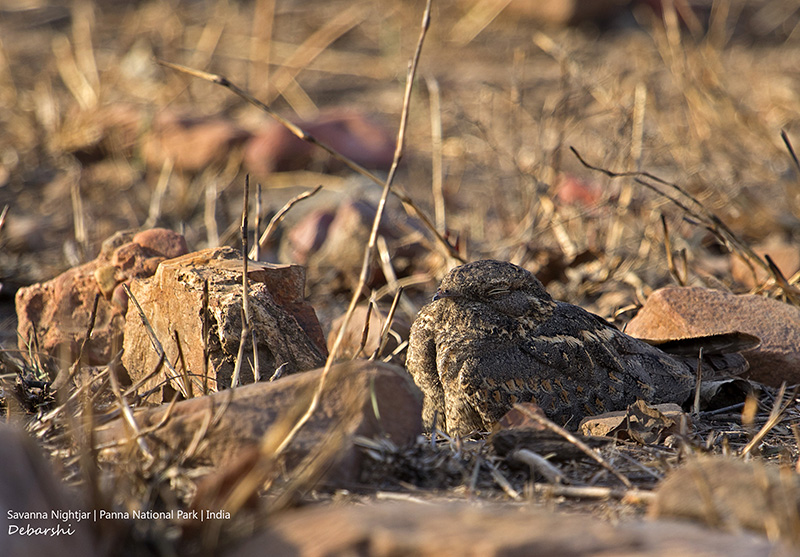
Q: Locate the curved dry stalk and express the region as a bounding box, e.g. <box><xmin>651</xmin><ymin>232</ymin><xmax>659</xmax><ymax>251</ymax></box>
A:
<box><xmin>157</xmin><ymin>55</ymin><xmax>462</xmax><ymax>264</ymax></box>
<box><xmin>249</xmin><ymin>184</ymin><xmax>323</xmax><ymax>259</ymax></box>
<box><xmin>270</xmin><ymin>0</ymin><xmax>433</xmax><ymax>459</ymax></box>
<box><xmin>123</xmin><ymin>283</ymin><xmax>189</xmax><ymax>397</ymax></box>
<box><xmin>571</xmin><ymin>146</ymin><xmax>777</xmax><ymax>289</ymax></box>
<box><xmin>514</xmin><ymin>403</ymin><xmax>633</xmax><ymax>489</ymax></box>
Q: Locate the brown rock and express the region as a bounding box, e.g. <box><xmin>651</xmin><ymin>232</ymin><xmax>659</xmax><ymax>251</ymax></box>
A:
<box><xmin>651</xmin><ymin>456</ymin><xmax>800</xmax><ymax>542</ymax></box>
<box><xmin>626</xmin><ymin>286</ymin><xmax>800</xmax><ymax>386</ymax></box>
<box><xmin>224</xmin><ymin>499</ymin><xmax>789</xmax><ymax>557</ymax></box>
<box><xmin>95</xmin><ymin>361</ymin><xmax>422</xmax><ymax>486</ymax></box>
<box><xmin>15</xmin><ymin>259</ymin><xmax>126</xmax><ymax>369</ymax></box>
<box><xmin>501</xmin><ymin>0</ymin><xmax>628</xmax><ymax>26</ymax></box>
<box><xmin>121</xmin><ymin>247</ymin><xmax>327</xmax><ymax>400</ymax></box>
<box><xmin>244</xmin><ymin>109</ymin><xmax>395</xmax><ymax>176</ymax></box>
<box><xmin>142</xmin><ymin>110</ymin><xmax>251</xmax><ymax>172</ymax></box>
<box><xmin>132</xmin><ymin>228</ymin><xmax>189</xmax><ymax>260</ymax></box>
<box><xmin>283</xmin><ymin>197</ymin><xmax>424</xmax><ymax>291</ymax></box>
<box><xmin>731</xmin><ymin>242</ymin><xmax>800</xmax><ymax>289</ymax></box>
<box><xmin>327</xmin><ymin>304</ymin><xmax>410</xmax><ymax>362</ymax></box>
<box><xmin>15</xmin><ymin>228</ymin><xmax>188</xmax><ymax>371</ymax></box>
<box><xmin>0</xmin><ymin>423</ymin><xmax>98</xmax><ymax>556</ymax></box>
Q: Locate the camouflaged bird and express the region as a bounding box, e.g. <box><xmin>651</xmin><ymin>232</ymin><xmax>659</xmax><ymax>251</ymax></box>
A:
<box><xmin>406</xmin><ymin>260</ymin><xmax>697</xmax><ymax>436</ymax></box>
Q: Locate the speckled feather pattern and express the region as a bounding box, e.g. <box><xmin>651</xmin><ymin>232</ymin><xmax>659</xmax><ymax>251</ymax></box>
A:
<box><xmin>406</xmin><ymin>260</ymin><xmax>695</xmax><ymax>435</ymax></box>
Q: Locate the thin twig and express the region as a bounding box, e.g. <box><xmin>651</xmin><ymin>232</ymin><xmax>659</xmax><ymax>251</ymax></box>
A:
<box><xmin>157</xmin><ymin>58</ymin><xmax>462</xmax><ymax>264</ymax></box>
<box><xmin>571</xmin><ymin>147</ymin><xmax>771</xmax><ymax>284</ymax></box>
<box><xmin>533</xmin><ymin>483</ymin><xmax>655</xmax><ymax>504</ymax></box>
<box><xmin>254</xmin><ymin>182</ymin><xmax>263</xmax><ymax>261</ymax></box>
<box><xmin>692</xmin><ymin>347</ymin><xmax>703</xmax><ymax>415</ymax></box>
<box><xmin>232</xmin><ymin>176</ymin><xmax>252</xmax><ymax>387</ymax></box>
<box><xmin>781</xmin><ymin>129</ymin><xmax>800</xmax><ymax>174</ymax></box>
<box><xmin>250</xmin><ymin>184</ymin><xmax>322</xmax><ymax>259</ymax></box>
<box><xmin>511</xmin><ymin>449</ymin><xmax>567</xmax><ymax>484</ymax></box>
<box><xmin>53</xmin><ymin>293</ymin><xmax>100</xmax><ymax>391</ymax></box>
<box><xmin>514</xmin><ymin>403</ymin><xmax>633</xmax><ymax>488</ymax></box>
<box><xmin>741</xmin><ymin>383</ymin><xmax>797</xmax><ymax>458</ymax></box>
<box><xmin>202</xmin><ymin>278</ymin><xmax>210</xmax><ymax>395</ymax></box>
<box><xmin>371</xmin><ymin>287</ymin><xmax>403</xmax><ymax>361</ymax></box>
<box><xmin>270</xmin><ymin>0</ymin><xmax>434</xmax><ymax>460</ymax></box>
<box><xmin>123</xmin><ymin>284</ymin><xmax>188</xmax><ymax>397</ymax></box>
<box><xmin>354</xmin><ymin>301</ymin><xmax>373</xmax><ymax>360</ymax></box>
<box><xmin>172</xmin><ymin>330</ymin><xmax>194</xmax><ymax>398</ymax></box>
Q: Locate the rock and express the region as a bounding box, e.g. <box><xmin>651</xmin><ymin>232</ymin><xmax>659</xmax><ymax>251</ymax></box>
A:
<box><xmin>651</xmin><ymin>456</ymin><xmax>800</xmax><ymax>541</ymax></box>
<box><xmin>500</xmin><ymin>0</ymin><xmax>628</xmax><ymax>26</ymax></box>
<box><xmin>626</xmin><ymin>286</ymin><xmax>800</xmax><ymax>386</ymax></box>
<box><xmin>327</xmin><ymin>304</ymin><xmax>410</xmax><ymax>362</ymax></box>
<box><xmin>731</xmin><ymin>242</ymin><xmax>800</xmax><ymax>289</ymax></box>
<box><xmin>0</xmin><ymin>423</ymin><xmax>98</xmax><ymax>556</ymax></box>
<box><xmin>244</xmin><ymin>109</ymin><xmax>395</xmax><ymax>176</ymax></box>
<box><xmin>95</xmin><ymin>361</ymin><xmax>422</xmax><ymax>486</ymax></box>
<box><xmin>141</xmin><ymin>110</ymin><xmax>251</xmax><ymax>172</ymax></box>
<box><xmin>579</xmin><ymin>402</ymin><xmax>688</xmax><ymax>443</ymax></box>
<box><xmin>121</xmin><ymin>247</ymin><xmax>327</xmax><ymax>400</ymax></box>
<box><xmin>282</xmin><ymin>197</ymin><xmax>424</xmax><ymax>292</ymax></box>
<box><xmin>224</xmin><ymin>499</ymin><xmax>789</xmax><ymax>557</ymax></box>
<box><xmin>15</xmin><ymin>228</ymin><xmax>188</xmax><ymax>371</ymax></box>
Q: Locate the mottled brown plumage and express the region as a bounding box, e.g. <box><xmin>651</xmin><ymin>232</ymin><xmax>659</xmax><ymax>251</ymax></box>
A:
<box><xmin>406</xmin><ymin>260</ymin><xmax>697</xmax><ymax>435</ymax></box>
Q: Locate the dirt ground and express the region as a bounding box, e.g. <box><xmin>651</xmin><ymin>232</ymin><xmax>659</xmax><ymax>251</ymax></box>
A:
<box><xmin>2</xmin><ymin>0</ymin><xmax>800</xmax><ymax>554</ymax></box>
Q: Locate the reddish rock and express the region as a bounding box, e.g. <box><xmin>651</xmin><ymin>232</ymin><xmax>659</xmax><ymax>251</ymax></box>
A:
<box><xmin>244</xmin><ymin>109</ymin><xmax>395</xmax><ymax>176</ymax></box>
<box><xmin>95</xmin><ymin>361</ymin><xmax>422</xmax><ymax>486</ymax></box>
<box><xmin>328</xmin><ymin>303</ymin><xmax>410</xmax><ymax>362</ymax></box>
<box><xmin>15</xmin><ymin>228</ymin><xmax>188</xmax><ymax>371</ymax></box>
<box><xmin>132</xmin><ymin>228</ymin><xmax>189</xmax><ymax>260</ymax></box>
<box><xmin>555</xmin><ymin>172</ymin><xmax>603</xmax><ymax>206</ymax></box>
<box><xmin>142</xmin><ymin>110</ymin><xmax>251</xmax><ymax>172</ymax></box>
<box><xmin>501</xmin><ymin>0</ymin><xmax>628</xmax><ymax>26</ymax></box>
<box><xmin>121</xmin><ymin>247</ymin><xmax>327</xmax><ymax>400</ymax></box>
<box><xmin>281</xmin><ymin>197</ymin><xmax>424</xmax><ymax>291</ymax></box>
<box><xmin>0</xmin><ymin>423</ymin><xmax>98</xmax><ymax>556</ymax></box>
<box><xmin>626</xmin><ymin>286</ymin><xmax>800</xmax><ymax>386</ymax></box>
<box><xmin>224</xmin><ymin>499</ymin><xmax>786</xmax><ymax>557</ymax></box>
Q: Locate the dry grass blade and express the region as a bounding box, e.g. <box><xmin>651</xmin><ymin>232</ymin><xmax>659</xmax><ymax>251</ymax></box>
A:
<box><xmin>107</xmin><ymin>356</ymin><xmax>154</xmax><ymax>462</ymax></box>
<box><xmin>249</xmin><ymin>184</ymin><xmax>322</xmax><ymax>259</ymax></box>
<box><xmin>511</xmin><ymin>448</ymin><xmax>567</xmax><ymax>485</ymax></box>
<box><xmin>370</xmin><ymin>286</ymin><xmax>403</xmax><ymax>361</ymax></box>
<box><xmin>781</xmin><ymin>129</ymin><xmax>800</xmax><ymax>174</ymax></box>
<box><xmin>692</xmin><ymin>347</ymin><xmax>703</xmax><ymax>416</ymax></box>
<box><xmin>354</xmin><ymin>301</ymin><xmax>373</xmax><ymax>360</ymax></box>
<box><xmin>571</xmin><ymin>146</ymin><xmax>774</xmax><ymax>286</ymax></box>
<box><xmin>660</xmin><ymin>214</ymin><xmax>685</xmax><ymax>287</ymax></box>
<box><xmin>232</xmin><ymin>176</ymin><xmax>252</xmax><ymax>387</ymax></box>
<box><xmin>156</xmin><ymin>59</ymin><xmax>462</xmax><ymax>264</ymax></box>
<box><xmin>270</xmin><ymin>0</ymin><xmax>433</xmax><ymax>460</ymax></box>
<box><xmin>514</xmin><ymin>403</ymin><xmax>633</xmax><ymax>488</ymax></box>
<box><xmin>0</xmin><ymin>204</ymin><xmax>8</xmax><ymax>233</ymax></box>
<box><xmin>52</xmin><ymin>292</ymin><xmax>100</xmax><ymax>391</ymax></box>
<box><xmin>534</xmin><ymin>483</ymin><xmax>655</xmax><ymax>504</ymax></box>
<box><xmin>741</xmin><ymin>383</ymin><xmax>798</xmax><ymax>458</ymax></box>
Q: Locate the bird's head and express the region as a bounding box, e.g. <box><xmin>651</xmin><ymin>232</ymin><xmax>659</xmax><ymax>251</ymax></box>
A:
<box><xmin>433</xmin><ymin>260</ymin><xmax>555</xmax><ymax>319</ymax></box>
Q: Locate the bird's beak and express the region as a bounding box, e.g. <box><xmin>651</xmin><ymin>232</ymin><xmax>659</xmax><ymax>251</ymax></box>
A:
<box><xmin>432</xmin><ymin>289</ymin><xmax>454</xmax><ymax>301</ymax></box>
